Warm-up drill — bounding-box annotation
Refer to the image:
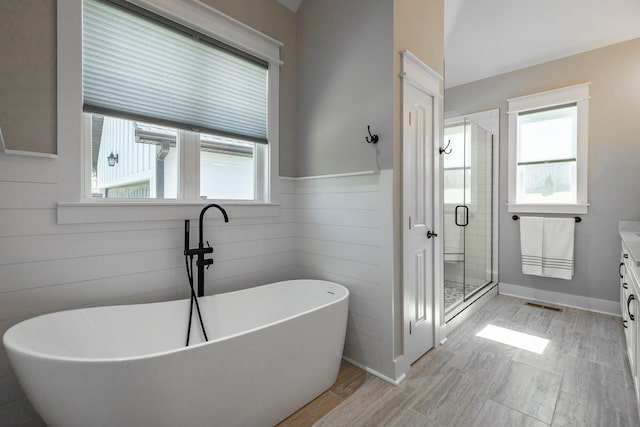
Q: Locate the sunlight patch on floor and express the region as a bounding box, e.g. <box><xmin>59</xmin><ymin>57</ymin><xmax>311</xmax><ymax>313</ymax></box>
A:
<box><xmin>476</xmin><ymin>324</ymin><xmax>549</xmax><ymax>354</ymax></box>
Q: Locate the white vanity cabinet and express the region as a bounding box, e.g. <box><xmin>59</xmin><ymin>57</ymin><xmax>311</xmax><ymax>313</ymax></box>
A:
<box><xmin>618</xmin><ymin>222</ymin><xmax>640</xmax><ymax>413</ymax></box>
<box><xmin>621</xmin><ymin>243</ymin><xmax>638</xmax><ymax>378</ymax></box>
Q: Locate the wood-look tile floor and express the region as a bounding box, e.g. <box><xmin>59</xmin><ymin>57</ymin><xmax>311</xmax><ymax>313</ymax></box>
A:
<box><xmin>278</xmin><ymin>295</ymin><xmax>640</xmax><ymax>427</ymax></box>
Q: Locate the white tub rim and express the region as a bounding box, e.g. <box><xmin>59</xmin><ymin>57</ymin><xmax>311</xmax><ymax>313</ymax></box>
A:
<box><xmin>3</xmin><ymin>279</ymin><xmax>349</xmax><ymax>364</ymax></box>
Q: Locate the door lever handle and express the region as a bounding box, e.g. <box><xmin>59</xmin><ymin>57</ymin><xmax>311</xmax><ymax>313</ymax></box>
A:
<box><xmin>427</xmin><ymin>230</ymin><xmax>438</xmax><ymax>239</ymax></box>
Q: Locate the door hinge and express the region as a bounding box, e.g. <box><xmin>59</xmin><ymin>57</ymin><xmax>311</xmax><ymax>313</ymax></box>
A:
<box><xmin>409</xmin><ymin>216</ymin><xmax>412</xmax><ymax>229</ymax></box>
<box><xmin>409</xmin><ymin>321</ymin><xmax>412</xmax><ymax>335</ymax></box>
<box><xmin>409</xmin><ymin>112</ymin><xmax>412</xmax><ymax>126</ymax></box>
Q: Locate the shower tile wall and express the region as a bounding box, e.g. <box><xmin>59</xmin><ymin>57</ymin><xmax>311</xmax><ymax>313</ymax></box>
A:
<box><xmin>464</xmin><ymin>123</ymin><xmax>492</xmax><ymax>285</ymax></box>
<box><xmin>443</xmin><ymin>123</ymin><xmax>492</xmax><ymax>287</ymax></box>
<box><xmin>474</xmin><ymin>110</ymin><xmax>500</xmax><ymax>288</ymax></box>
<box><xmin>443</xmin><ymin>209</ymin><xmax>462</xmax><ymax>270</ymax></box>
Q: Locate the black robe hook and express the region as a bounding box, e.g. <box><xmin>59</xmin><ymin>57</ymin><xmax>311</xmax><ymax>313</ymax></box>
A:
<box><xmin>365</xmin><ymin>126</ymin><xmax>379</xmax><ymax>144</ymax></box>
<box><xmin>439</xmin><ymin>140</ymin><xmax>452</xmax><ymax>155</ymax></box>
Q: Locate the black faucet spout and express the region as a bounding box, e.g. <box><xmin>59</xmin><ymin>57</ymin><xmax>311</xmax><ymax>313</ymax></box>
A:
<box><xmin>198</xmin><ymin>204</ymin><xmax>229</xmax><ymax>247</ymax></box>
<box><xmin>196</xmin><ymin>204</ymin><xmax>229</xmax><ymax>296</ymax></box>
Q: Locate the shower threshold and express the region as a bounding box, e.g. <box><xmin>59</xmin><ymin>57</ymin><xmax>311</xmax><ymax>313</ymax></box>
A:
<box><xmin>444</xmin><ymin>280</ymin><xmax>493</xmax><ymax>319</ymax></box>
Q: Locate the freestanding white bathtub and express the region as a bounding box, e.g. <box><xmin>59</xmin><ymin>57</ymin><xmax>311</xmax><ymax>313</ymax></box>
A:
<box><xmin>3</xmin><ymin>279</ymin><xmax>349</xmax><ymax>427</ymax></box>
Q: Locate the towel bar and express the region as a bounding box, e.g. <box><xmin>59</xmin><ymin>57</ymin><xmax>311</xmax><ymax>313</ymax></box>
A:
<box><xmin>512</xmin><ymin>215</ymin><xmax>581</xmax><ymax>223</ymax></box>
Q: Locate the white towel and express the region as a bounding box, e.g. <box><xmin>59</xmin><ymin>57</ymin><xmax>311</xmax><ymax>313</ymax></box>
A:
<box><xmin>519</xmin><ymin>217</ymin><xmax>575</xmax><ymax>280</ymax></box>
<box><xmin>520</xmin><ymin>217</ymin><xmax>544</xmax><ymax>276</ymax></box>
<box><xmin>541</xmin><ymin>218</ymin><xmax>575</xmax><ymax>280</ymax></box>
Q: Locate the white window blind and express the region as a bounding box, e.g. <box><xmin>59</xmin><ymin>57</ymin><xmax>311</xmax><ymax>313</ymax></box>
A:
<box><xmin>82</xmin><ymin>0</ymin><xmax>269</xmax><ymax>144</ymax></box>
<box><xmin>517</xmin><ymin>104</ymin><xmax>577</xmax><ymax>164</ymax></box>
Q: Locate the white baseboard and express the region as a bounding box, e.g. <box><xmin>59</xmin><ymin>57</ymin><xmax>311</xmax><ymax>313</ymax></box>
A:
<box><xmin>499</xmin><ymin>282</ymin><xmax>621</xmax><ymax>317</ymax></box>
<box><xmin>341</xmin><ymin>356</ymin><xmax>405</xmax><ymax>386</ymax></box>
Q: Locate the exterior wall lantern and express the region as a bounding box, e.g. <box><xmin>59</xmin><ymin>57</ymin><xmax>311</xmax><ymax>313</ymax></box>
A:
<box><xmin>107</xmin><ymin>151</ymin><xmax>119</xmax><ymax>166</ymax></box>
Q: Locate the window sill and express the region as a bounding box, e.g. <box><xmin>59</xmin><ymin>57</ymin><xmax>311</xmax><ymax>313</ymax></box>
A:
<box><xmin>507</xmin><ymin>203</ymin><xmax>589</xmax><ymax>215</ymax></box>
<box><xmin>57</xmin><ymin>201</ymin><xmax>281</xmax><ymax>224</ymax></box>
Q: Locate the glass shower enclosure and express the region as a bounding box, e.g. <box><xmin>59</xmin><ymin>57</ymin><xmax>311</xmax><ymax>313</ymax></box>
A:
<box><xmin>443</xmin><ymin>117</ymin><xmax>494</xmax><ymax>319</ymax></box>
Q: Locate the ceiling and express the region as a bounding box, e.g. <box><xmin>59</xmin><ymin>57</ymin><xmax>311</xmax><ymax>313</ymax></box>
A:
<box><xmin>276</xmin><ymin>0</ymin><xmax>640</xmax><ymax>88</ymax></box>
<box><xmin>445</xmin><ymin>0</ymin><xmax>640</xmax><ymax>88</ymax></box>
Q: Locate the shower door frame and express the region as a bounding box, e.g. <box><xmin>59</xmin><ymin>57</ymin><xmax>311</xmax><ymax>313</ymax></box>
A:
<box><xmin>443</xmin><ymin>110</ymin><xmax>499</xmax><ymax>324</ymax></box>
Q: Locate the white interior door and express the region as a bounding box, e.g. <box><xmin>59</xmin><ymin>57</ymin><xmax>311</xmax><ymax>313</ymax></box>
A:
<box><xmin>403</xmin><ymin>78</ymin><xmax>436</xmax><ymax>365</ymax></box>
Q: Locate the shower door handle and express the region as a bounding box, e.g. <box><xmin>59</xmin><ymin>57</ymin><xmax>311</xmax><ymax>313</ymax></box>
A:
<box><xmin>455</xmin><ymin>205</ymin><xmax>464</xmax><ymax>226</ymax></box>
<box><xmin>455</xmin><ymin>205</ymin><xmax>469</xmax><ymax>227</ymax></box>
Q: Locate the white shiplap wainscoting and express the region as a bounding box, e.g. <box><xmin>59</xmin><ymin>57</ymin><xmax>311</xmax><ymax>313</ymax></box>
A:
<box><xmin>285</xmin><ymin>170</ymin><xmax>398</xmax><ymax>382</ymax></box>
<box><xmin>0</xmin><ymin>177</ymin><xmax>297</xmax><ymax>328</ymax></box>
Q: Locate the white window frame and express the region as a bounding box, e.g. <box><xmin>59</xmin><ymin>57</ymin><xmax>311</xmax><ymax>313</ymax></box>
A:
<box><xmin>507</xmin><ymin>83</ymin><xmax>590</xmax><ymax>214</ymax></box>
<box><xmin>57</xmin><ymin>0</ymin><xmax>282</xmax><ymax>224</ymax></box>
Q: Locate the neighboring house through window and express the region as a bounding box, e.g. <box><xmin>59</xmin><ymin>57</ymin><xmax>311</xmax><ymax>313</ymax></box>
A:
<box><xmin>507</xmin><ymin>83</ymin><xmax>590</xmax><ymax>214</ymax></box>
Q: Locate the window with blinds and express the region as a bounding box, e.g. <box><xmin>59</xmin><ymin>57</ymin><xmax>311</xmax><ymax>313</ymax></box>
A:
<box><xmin>506</xmin><ymin>83</ymin><xmax>589</xmax><ymax>214</ymax></box>
<box><xmin>516</xmin><ymin>104</ymin><xmax>578</xmax><ymax>203</ymax></box>
<box><xmin>82</xmin><ymin>0</ymin><xmax>272</xmax><ymax>201</ymax></box>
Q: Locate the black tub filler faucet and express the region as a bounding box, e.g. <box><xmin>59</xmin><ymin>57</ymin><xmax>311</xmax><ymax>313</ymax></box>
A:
<box><xmin>184</xmin><ymin>204</ymin><xmax>229</xmax><ymax>297</ymax></box>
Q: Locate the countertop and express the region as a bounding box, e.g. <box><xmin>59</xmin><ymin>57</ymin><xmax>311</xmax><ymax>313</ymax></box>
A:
<box><xmin>619</xmin><ymin>221</ymin><xmax>640</xmax><ymax>266</ymax></box>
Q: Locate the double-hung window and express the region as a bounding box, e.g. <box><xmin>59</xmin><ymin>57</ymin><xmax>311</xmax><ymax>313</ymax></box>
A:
<box><xmin>507</xmin><ymin>83</ymin><xmax>590</xmax><ymax>214</ymax></box>
<box><xmin>78</xmin><ymin>0</ymin><xmax>277</xmax><ymax>203</ymax></box>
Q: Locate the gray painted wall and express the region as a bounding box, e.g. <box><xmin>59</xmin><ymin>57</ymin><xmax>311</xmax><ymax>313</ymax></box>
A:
<box><xmin>295</xmin><ymin>0</ymin><xmax>394</xmax><ymax>177</ymax></box>
<box><xmin>445</xmin><ymin>38</ymin><xmax>640</xmax><ymax>302</ymax></box>
<box><xmin>0</xmin><ymin>1</ymin><xmax>57</xmax><ymax>154</ymax></box>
